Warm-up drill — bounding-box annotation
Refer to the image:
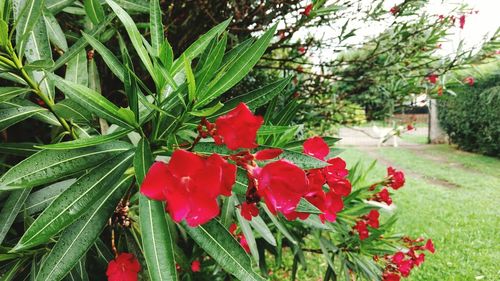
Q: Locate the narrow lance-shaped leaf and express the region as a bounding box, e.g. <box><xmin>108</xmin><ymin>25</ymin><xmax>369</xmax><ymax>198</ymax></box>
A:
<box><xmin>183</xmin><ymin>220</ymin><xmax>265</xmax><ymax>281</ymax></box>
<box><xmin>83</xmin><ymin>0</ymin><xmax>105</xmax><ymax>25</ymax></box>
<box><xmin>0</xmin><ymin>106</ymin><xmax>45</xmax><ymax>131</ymax></box>
<box><xmin>184</xmin><ymin>55</ymin><xmax>196</xmax><ymax>102</ymax></box>
<box><xmin>149</xmin><ymin>0</ymin><xmax>163</xmax><ymax>57</ymax></box>
<box><xmin>135</xmin><ymin>139</ymin><xmax>178</xmax><ymax>281</ymax></box>
<box><xmin>49</xmin><ymin>73</ymin><xmax>137</xmax><ymax>129</ymax></box>
<box><xmin>13</xmin><ymin>150</ymin><xmax>134</xmax><ymax>251</ymax></box>
<box><xmin>43</xmin><ymin>10</ymin><xmax>68</xmax><ymax>52</ymax></box>
<box><xmin>235</xmin><ymin>204</ymin><xmax>259</xmax><ymax>263</ymax></box>
<box><xmin>0</xmin><ymin>141</ymin><xmax>131</xmax><ymax>190</ymax></box>
<box><xmin>105</xmin><ymin>0</ymin><xmax>157</xmax><ymax>83</ymax></box>
<box><xmin>37</xmin><ymin>129</ymin><xmax>133</xmax><ymax>150</ymax></box>
<box><xmin>121</xmin><ymin>39</ymin><xmax>139</xmax><ymax>121</ymax></box>
<box><xmin>13</xmin><ymin>0</ymin><xmax>44</xmax><ymax>56</ymax></box>
<box><xmin>82</xmin><ymin>31</ymin><xmax>125</xmax><ymax>81</ymax></box>
<box><xmin>196</xmin><ymin>24</ymin><xmax>277</xmax><ymax>108</ymax></box>
<box><xmin>34</xmin><ymin>176</ymin><xmax>133</xmax><ymax>281</ymax></box>
<box><xmin>20</xmin><ymin>178</ymin><xmax>76</xmax><ymax>215</ymax></box>
<box><xmin>0</xmin><ymin>188</ymin><xmax>32</xmax><ymax>244</ymax></box>
<box><xmin>0</xmin><ymin>87</ymin><xmax>30</xmax><ymax>103</ymax></box>
<box><xmin>65</xmin><ymin>50</ymin><xmax>88</xmax><ymax>86</ymax></box>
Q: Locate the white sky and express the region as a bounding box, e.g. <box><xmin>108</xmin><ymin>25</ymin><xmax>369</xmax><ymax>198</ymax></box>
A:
<box><xmin>290</xmin><ymin>0</ymin><xmax>500</xmax><ymax>66</ymax></box>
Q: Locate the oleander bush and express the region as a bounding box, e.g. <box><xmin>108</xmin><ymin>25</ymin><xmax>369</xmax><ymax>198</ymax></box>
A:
<box><xmin>438</xmin><ymin>71</ymin><xmax>500</xmax><ymax>157</ymax></box>
<box><xmin>0</xmin><ymin>1</ymin><xmax>435</xmax><ymax>280</ymax></box>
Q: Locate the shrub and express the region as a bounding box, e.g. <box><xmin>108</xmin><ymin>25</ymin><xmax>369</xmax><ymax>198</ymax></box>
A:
<box><xmin>438</xmin><ymin>73</ymin><xmax>500</xmax><ymax>157</ymax></box>
<box><xmin>0</xmin><ymin>1</ymin><xmax>434</xmax><ymax>280</ymax></box>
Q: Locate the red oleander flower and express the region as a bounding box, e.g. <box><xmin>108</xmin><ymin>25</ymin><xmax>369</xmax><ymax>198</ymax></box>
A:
<box><xmin>378</xmin><ymin>188</ymin><xmax>393</xmax><ymax>205</ymax></box>
<box><xmin>229</xmin><ymin>223</ymin><xmax>237</xmax><ymax>235</ymax></box>
<box><xmin>427</xmin><ymin>73</ymin><xmax>438</xmax><ymax>84</ymax></box>
<box><xmin>255</xmin><ymin>160</ymin><xmax>308</xmax><ymax>216</ymax></box>
<box><xmin>398</xmin><ymin>259</ymin><xmax>414</xmax><ymax>277</ymax></box>
<box><xmin>387</xmin><ymin>167</ymin><xmax>405</xmax><ymax>190</ymax></box>
<box><xmin>325</xmin><ymin>158</ymin><xmax>351</xmax><ymax>196</ymax></box>
<box><xmin>191</xmin><ymin>260</ymin><xmax>201</xmax><ymax>272</ymax></box>
<box><xmin>366</xmin><ymin>210</ymin><xmax>380</xmax><ymax>228</ymax></box>
<box><xmin>106</xmin><ymin>253</ymin><xmax>141</xmax><ymax>281</ymax></box>
<box><xmin>215</xmin><ymin>103</ymin><xmax>263</xmax><ymax>150</ymax></box>
<box><xmin>298</xmin><ymin>46</ymin><xmax>306</xmax><ymax>54</ymax></box>
<box><xmin>320</xmin><ymin>191</ymin><xmax>344</xmax><ymax>222</ymax></box>
<box><xmin>303</xmin><ymin>136</ymin><xmax>330</xmax><ymax>160</ymax></box>
<box><xmin>324</xmin><ymin>157</ymin><xmax>349</xmax><ymax>178</ymax></box>
<box><xmin>239</xmin><ymin>235</ymin><xmax>250</xmax><ymax>253</ymax></box>
<box><xmin>354</xmin><ymin>221</ymin><xmax>369</xmax><ymax>240</ymax></box>
<box><xmin>327</xmin><ymin>177</ymin><xmax>352</xmax><ymax>197</ymax></box>
<box><xmin>383</xmin><ymin>272</ymin><xmax>401</xmax><ymax>281</ymax></box>
<box><xmin>464</xmin><ymin>76</ymin><xmax>474</xmax><ymax>86</ymax></box>
<box><xmin>390</xmin><ymin>5</ymin><xmax>399</xmax><ymax>15</ymax></box>
<box><xmin>302</xmin><ymin>4</ymin><xmax>313</xmax><ymax>16</ymax></box>
<box><xmin>140</xmin><ymin>150</ymin><xmax>236</xmax><ymax>227</ymax></box>
<box><xmin>459</xmin><ymin>15</ymin><xmax>465</xmax><ymax>29</ymax></box>
<box><xmin>254</xmin><ymin>148</ymin><xmax>283</xmax><ymax>160</ymax></box>
<box><xmin>392</xmin><ymin>252</ymin><xmax>405</xmax><ymax>264</ymax></box>
<box><xmin>407</xmin><ymin>124</ymin><xmax>414</xmax><ymax>131</ymax></box>
<box><xmin>414</xmin><ymin>253</ymin><xmax>425</xmax><ymax>266</ymax></box>
<box><xmin>240</xmin><ymin>202</ymin><xmax>259</xmax><ymax>221</ymax></box>
<box><xmin>425</xmin><ymin>239</ymin><xmax>435</xmax><ymax>253</ymax></box>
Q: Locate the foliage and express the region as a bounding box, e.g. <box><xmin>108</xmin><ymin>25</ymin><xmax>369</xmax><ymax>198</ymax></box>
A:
<box><xmin>0</xmin><ymin>0</ymin><xmax>435</xmax><ymax>280</ymax></box>
<box><xmin>438</xmin><ymin>65</ymin><xmax>500</xmax><ymax>157</ymax></box>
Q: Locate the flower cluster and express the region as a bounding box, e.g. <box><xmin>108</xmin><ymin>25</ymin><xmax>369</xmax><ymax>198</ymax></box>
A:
<box><xmin>106</xmin><ymin>253</ymin><xmax>141</xmax><ymax>281</ymax></box>
<box><xmin>381</xmin><ymin>238</ymin><xmax>435</xmax><ymax>281</ymax></box>
<box><xmin>353</xmin><ymin>210</ymin><xmax>380</xmax><ymax>240</ymax></box>
<box><xmin>140</xmin><ymin>103</ymin><xmax>351</xmax><ymax>227</ymax></box>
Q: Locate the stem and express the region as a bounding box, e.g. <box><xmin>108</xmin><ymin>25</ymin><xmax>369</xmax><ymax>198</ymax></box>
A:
<box><xmin>9</xmin><ymin>49</ymin><xmax>77</xmax><ymax>139</ymax></box>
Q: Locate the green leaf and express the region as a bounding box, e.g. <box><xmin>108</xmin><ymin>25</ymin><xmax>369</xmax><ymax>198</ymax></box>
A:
<box><xmin>249</xmin><ymin>215</ymin><xmax>276</xmax><ymax>246</ymax></box>
<box><xmin>212</xmin><ymin>77</ymin><xmax>291</xmax><ymax>118</ymax></box>
<box><xmin>83</xmin><ymin>0</ymin><xmax>105</xmax><ymax>25</ymax></box>
<box><xmin>43</xmin><ymin>10</ymin><xmax>68</xmax><ymax>52</ymax></box>
<box><xmin>23</xmin><ymin>59</ymin><xmax>54</xmax><ymax>71</ymax></box>
<box><xmin>0</xmin><ymin>142</ymin><xmax>39</xmax><ymax>157</ymax></box>
<box><xmin>81</xmin><ymin>31</ymin><xmax>125</xmax><ymax>81</ymax></box>
<box><xmin>51</xmin><ymin>14</ymin><xmax>115</xmax><ymax>71</ymax></box>
<box><xmin>0</xmin><ymin>188</ymin><xmax>31</xmax><ymax>244</ymax></box>
<box><xmin>184</xmin><ymin>56</ymin><xmax>196</xmax><ymax>102</ymax></box>
<box><xmin>34</xmin><ymin>176</ymin><xmax>132</xmax><ymax>281</ymax></box>
<box><xmin>14</xmin><ymin>0</ymin><xmax>44</xmax><ymax>55</ymax></box>
<box><xmin>149</xmin><ymin>0</ymin><xmax>163</xmax><ymax>57</ymax></box>
<box><xmin>37</xmin><ymin>129</ymin><xmax>132</xmax><ymax>150</ymax></box>
<box><xmin>65</xmin><ymin>50</ymin><xmax>88</xmax><ymax>86</ymax></box>
<box><xmin>105</xmin><ymin>0</ymin><xmax>156</xmax><ymax>83</ymax></box>
<box><xmin>183</xmin><ymin>220</ymin><xmax>265</xmax><ymax>281</ymax></box>
<box><xmin>0</xmin><ymin>87</ymin><xmax>30</xmax><ymax>103</ymax></box>
<box><xmin>45</xmin><ymin>0</ymin><xmax>73</xmax><ymax>14</ymax></box>
<box><xmin>52</xmin><ymin>99</ymin><xmax>93</xmax><ymax>123</ymax></box>
<box><xmin>49</xmin><ymin>74</ymin><xmax>137</xmax><ymax>129</ymax></box>
<box><xmin>195</xmin><ymin>33</ymin><xmax>227</xmax><ymax>95</ymax></box>
<box><xmin>0</xmin><ymin>106</ymin><xmax>45</xmax><ymax>131</ymax></box>
<box><xmin>114</xmin><ymin>0</ymin><xmax>148</xmax><ymax>13</ymax></box>
<box><xmin>121</xmin><ymin>42</ymin><xmax>139</xmax><ymax>121</ymax></box>
<box><xmin>21</xmin><ymin>178</ymin><xmax>76</xmax><ymax>215</ymax></box>
<box><xmin>170</xmin><ymin>18</ymin><xmax>231</xmax><ymax>76</ymax></box>
<box><xmin>295</xmin><ymin>198</ymin><xmax>322</xmax><ymax>214</ymax></box>
<box><xmin>0</xmin><ymin>141</ymin><xmax>131</xmax><ymax>190</ymax></box>
<box><xmin>235</xmin><ymin>205</ymin><xmax>259</xmax><ymax>263</ymax></box>
<box><xmin>0</xmin><ymin>19</ymin><xmax>8</xmax><ymax>47</ymax></box>
<box><xmin>196</xmin><ymin>24</ymin><xmax>277</xmax><ymax>108</ymax></box>
<box><xmin>189</xmin><ymin>101</ymin><xmax>223</xmax><ymax>117</ymax></box>
<box><xmin>135</xmin><ymin>138</ymin><xmax>178</xmax><ymax>281</ymax></box>
<box><xmin>13</xmin><ymin>150</ymin><xmax>134</xmax><ymax>251</ymax></box>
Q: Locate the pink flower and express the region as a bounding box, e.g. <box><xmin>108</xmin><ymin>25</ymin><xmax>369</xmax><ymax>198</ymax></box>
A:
<box><xmin>215</xmin><ymin>103</ymin><xmax>263</xmax><ymax>150</ymax></box>
<box><xmin>459</xmin><ymin>15</ymin><xmax>465</xmax><ymax>29</ymax></box>
<box><xmin>140</xmin><ymin>150</ymin><xmax>236</xmax><ymax>227</ymax></box>
<box><xmin>387</xmin><ymin>167</ymin><xmax>405</xmax><ymax>190</ymax></box>
<box><xmin>106</xmin><ymin>253</ymin><xmax>141</xmax><ymax>281</ymax></box>
<box><xmin>256</xmin><ymin>160</ymin><xmax>308</xmax><ymax>216</ymax></box>
<box><xmin>240</xmin><ymin>202</ymin><xmax>259</xmax><ymax>221</ymax></box>
<box><xmin>191</xmin><ymin>260</ymin><xmax>201</xmax><ymax>272</ymax></box>
<box><xmin>303</xmin><ymin>136</ymin><xmax>330</xmax><ymax>160</ymax></box>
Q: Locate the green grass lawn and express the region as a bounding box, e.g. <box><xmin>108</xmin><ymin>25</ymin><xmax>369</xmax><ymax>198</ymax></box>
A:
<box><xmin>339</xmin><ymin>145</ymin><xmax>500</xmax><ymax>281</ymax></box>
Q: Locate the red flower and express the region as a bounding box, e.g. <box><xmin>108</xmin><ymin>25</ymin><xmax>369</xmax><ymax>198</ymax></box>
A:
<box><xmin>240</xmin><ymin>202</ymin><xmax>259</xmax><ymax>221</ymax></box>
<box><xmin>366</xmin><ymin>210</ymin><xmax>380</xmax><ymax>228</ymax></box>
<box><xmin>140</xmin><ymin>150</ymin><xmax>236</xmax><ymax>227</ymax></box>
<box><xmin>320</xmin><ymin>191</ymin><xmax>344</xmax><ymax>222</ymax></box>
<box><xmin>229</xmin><ymin>223</ymin><xmax>237</xmax><ymax>235</ymax></box>
<box><xmin>106</xmin><ymin>253</ymin><xmax>141</xmax><ymax>281</ymax></box>
<box><xmin>254</xmin><ymin>148</ymin><xmax>283</xmax><ymax>160</ymax></box>
<box><xmin>239</xmin><ymin>235</ymin><xmax>250</xmax><ymax>253</ymax></box>
<box><xmin>325</xmin><ymin>158</ymin><xmax>351</xmax><ymax>196</ymax></box>
<box><xmin>390</xmin><ymin>5</ymin><xmax>399</xmax><ymax>15</ymax></box>
<box><xmin>414</xmin><ymin>253</ymin><xmax>425</xmax><ymax>266</ymax></box>
<box><xmin>354</xmin><ymin>221</ymin><xmax>369</xmax><ymax>240</ymax></box>
<box><xmin>303</xmin><ymin>136</ymin><xmax>329</xmax><ymax>160</ymax></box>
<box><xmin>191</xmin><ymin>260</ymin><xmax>201</xmax><ymax>272</ymax></box>
<box><xmin>407</xmin><ymin>124</ymin><xmax>414</xmax><ymax>131</ymax></box>
<box><xmin>392</xmin><ymin>252</ymin><xmax>405</xmax><ymax>264</ymax></box>
<box><xmin>302</xmin><ymin>4</ymin><xmax>313</xmax><ymax>16</ymax></box>
<box><xmin>427</xmin><ymin>73</ymin><xmax>438</xmax><ymax>84</ymax></box>
<box><xmin>459</xmin><ymin>15</ymin><xmax>465</xmax><ymax>29</ymax></box>
<box><xmin>425</xmin><ymin>239</ymin><xmax>435</xmax><ymax>253</ymax></box>
<box><xmin>383</xmin><ymin>272</ymin><xmax>401</xmax><ymax>281</ymax></box>
<box><xmin>255</xmin><ymin>160</ymin><xmax>308</xmax><ymax>216</ymax></box>
<box><xmin>398</xmin><ymin>259</ymin><xmax>414</xmax><ymax>277</ymax></box>
<box><xmin>378</xmin><ymin>188</ymin><xmax>392</xmax><ymax>205</ymax></box>
<box><xmin>298</xmin><ymin>46</ymin><xmax>306</xmax><ymax>54</ymax></box>
<box><xmin>464</xmin><ymin>76</ymin><xmax>474</xmax><ymax>86</ymax></box>
<box><xmin>387</xmin><ymin>167</ymin><xmax>405</xmax><ymax>190</ymax></box>
<box><xmin>215</xmin><ymin>103</ymin><xmax>263</xmax><ymax>150</ymax></box>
